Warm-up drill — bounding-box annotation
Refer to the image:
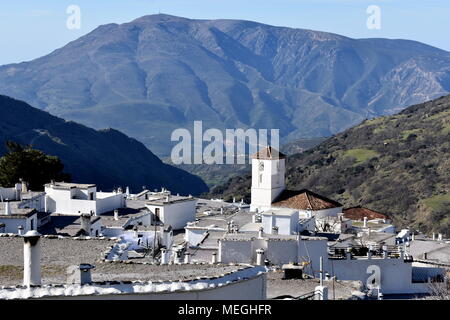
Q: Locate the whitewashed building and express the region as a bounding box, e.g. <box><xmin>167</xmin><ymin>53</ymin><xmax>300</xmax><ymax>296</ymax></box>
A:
<box><xmin>0</xmin><ymin>201</ymin><xmax>38</xmax><ymax>234</ymax></box>
<box><xmin>44</xmin><ymin>182</ymin><xmax>125</xmax><ymax>216</ymax></box>
<box><xmin>145</xmin><ymin>192</ymin><xmax>197</xmax><ymax>230</ymax></box>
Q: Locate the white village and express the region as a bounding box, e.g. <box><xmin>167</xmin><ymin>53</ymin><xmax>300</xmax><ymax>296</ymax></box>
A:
<box><xmin>0</xmin><ymin>146</ymin><xmax>448</xmax><ymax>300</ymax></box>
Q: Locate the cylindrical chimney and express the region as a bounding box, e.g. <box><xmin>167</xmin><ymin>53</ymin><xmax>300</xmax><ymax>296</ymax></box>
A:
<box><xmin>114</xmin><ymin>210</ymin><xmax>119</xmax><ymax>221</ymax></box>
<box><xmin>23</xmin><ymin>230</ymin><xmax>41</xmax><ymax>287</ymax></box>
<box><xmin>211</xmin><ymin>252</ymin><xmax>217</xmax><ymax>264</ymax></box>
<box><xmin>4</xmin><ymin>200</ymin><xmax>11</xmax><ymax>215</ymax></box>
<box><xmin>363</xmin><ymin>217</ymin><xmax>368</xmax><ymax>228</ymax></box>
<box><xmin>256</xmin><ymin>249</ymin><xmax>264</xmax><ymax>266</ymax></box>
<box><xmin>432</xmin><ymin>233</ymin><xmax>436</xmax><ymax>240</ymax></box>
<box><xmin>258</xmin><ymin>227</ymin><xmax>264</xmax><ymax>239</ymax></box>
<box><xmin>382</xmin><ymin>245</ymin><xmax>388</xmax><ymax>259</ymax></box>
<box><xmin>184</xmin><ymin>252</ymin><xmax>191</xmax><ymax>264</ymax></box>
<box><xmin>18</xmin><ymin>225</ymin><xmax>24</xmax><ymax>236</ymax></box>
<box><xmin>160</xmin><ymin>248</ymin><xmax>168</xmax><ymax>264</ymax></box>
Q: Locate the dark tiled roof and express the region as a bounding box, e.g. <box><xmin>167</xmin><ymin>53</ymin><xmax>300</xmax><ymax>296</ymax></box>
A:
<box><xmin>251</xmin><ymin>146</ymin><xmax>286</xmax><ymax>160</ymax></box>
<box><xmin>272</xmin><ymin>189</ymin><xmax>343</xmax><ymax>210</ymax></box>
<box><xmin>343</xmin><ymin>206</ymin><xmax>389</xmax><ymax>220</ymax></box>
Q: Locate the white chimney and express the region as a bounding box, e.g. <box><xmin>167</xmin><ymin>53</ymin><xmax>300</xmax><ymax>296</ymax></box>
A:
<box><xmin>18</xmin><ymin>225</ymin><xmax>24</xmax><ymax>236</ymax></box>
<box><xmin>126</xmin><ymin>187</ymin><xmax>130</xmax><ymax>197</ymax></box>
<box><xmin>114</xmin><ymin>210</ymin><xmax>119</xmax><ymax>221</ymax></box>
<box><xmin>363</xmin><ymin>217</ymin><xmax>368</xmax><ymax>228</ymax></box>
<box><xmin>382</xmin><ymin>245</ymin><xmax>388</xmax><ymax>259</ymax></box>
<box><xmin>256</xmin><ymin>249</ymin><xmax>264</xmax><ymax>266</ymax></box>
<box><xmin>258</xmin><ymin>227</ymin><xmax>264</xmax><ymax>239</ymax></box>
<box><xmin>160</xmin><ymin>248</ymin><xmax>168</xmax><ymax>264</ymax></box>
<box><xmin>23</xmin><ymin>230</ymin><xmax>41</xmax><ymax>287</ymax></box>
<box><xmin>211</xmin><ymin>252</ymin><xmax>217</xmax><ymax>264</ymax></box>
<box><xmin>4</xmin><ymin>200</ymin><xmax>11</xmax><ymax>215</ymax></box>
<box><xmin>432</xmin><ymin>233</ymin><xmax>436</xmax><ymax>240</ymax></box>
<box><xmin>21</xmin><ymin>180</ymin><xmax>28</xmax><ymax>193</ymax></box>
<box><xmin>67</xmin><ymin>264</ymin><xmax>95</xmax><ymax>285</ymax></box>
<box><xmin>438</xmin><ymin>233</ymin><xmax>443</xmax><ymax>241</ymax></box>
<box><xmin>184</xmin><ymin>252</ymin><xmax>191</xmax><ymax>264</ymax></box>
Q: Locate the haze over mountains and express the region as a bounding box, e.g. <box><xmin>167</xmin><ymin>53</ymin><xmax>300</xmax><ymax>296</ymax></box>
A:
<box><xmin>0</xmin><ymin>14</ymin><xmax>449</xmax><ymax>156</ymax></box>
<box><xmin>0</xmin><ymin>95</ymin><xmax>208</xmax><ymax>195</ymax></box>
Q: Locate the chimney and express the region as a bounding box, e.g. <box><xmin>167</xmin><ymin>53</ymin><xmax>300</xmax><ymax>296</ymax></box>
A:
<box><xmin>114</xmin><ymin>210</ymin><xmax>119</xmax><ymax>221</ymax></box>
<box><xmin>184</xmin><ymin>252</ymin><xmax>191</xmax><ymax>264</ymax></box>
<box><xmin>4</xmin><ymin>200</ymin><xmax>11</xmax><ymax>215</ymax></box>
<box><xmin>382</xmin><ymin>245</ymin><xmax>388</xmax><ymax>259</ymax></box>
<box><xmin>233</xmin><ymin>197</ymin><xmax>236</xmax><ymax>203</ymax></box>
<box><xmin>346</xmin><ymin>247</ymin><xmax>352</xmax><ymax>260</ymax></box>
<box><xmin>23</xmin><ymin>230</ymin><xmax>41</xmax><ymax>287</ymax></box>
<box><xmin>423</xmin><ymin>252</ymin><xmax>428</xmax><ymax>260</ymax></box>
<box><xmin>21</xmin><ymin>180</ymin><xmax>28</xmax><ymax>193</ymax></box>
<box><xmin>174</xmin><ymin>249</ymin><xmax>181</xmax><ymax>264</ymax></box>
<box><xmin>211</xmin><ymin>252</ymin><xmax>217</xmax><ymax>264</ymax></box>
<box><xmin>363</xmin><ymin>217</ymin><xmax>368</xmax><ymax>228</ymax></box>
<box><xmin>126</xmin><ymin>187</ymin><xmax>130</xmax><ymax>197</ymax></box>
<box><xmin>272</xmin><ymin>226</ymin><xmax>279</xmax><ymax>235</ymax></box>
<box><xmin>80</xmin><ymin>213</ymin><xmax>92</xmax><ymax>236</ymax></box>
<box><xmin>432</xmin><ymin>233</ymin><xmax>436</xmax><ymax>240</ymax></box>
<box><xmin>367</xmin><ymin>245</ymin><xmax>373</xmax><ymax>259</ymax></box>
<box><xmin>160</xmin><ymin>248</ymin><xmax>168</xmax><ymax>264</ymax></box>
<box><xmin>256</xmin><ymin>249</ymin><xmax>265</xmax><ymax>266</ymax></box>
<box><xmin>18</xmin><ymin>225</ymin><xmax>24</xmax><ymax>236</ymax></box>
<box><xmin>67</xmin><ymin>264</ymin><xmax>95</xmax><ymax>285</ymax></box>
<box><xmin>438</xmin><ymin>234</ymin><xmax>443</xmax><ymax>241</ymax></box>
<box><xmin>258</xmin><ymin>227</ymin><xmax>264</xmax><ymax>239</ymax></box>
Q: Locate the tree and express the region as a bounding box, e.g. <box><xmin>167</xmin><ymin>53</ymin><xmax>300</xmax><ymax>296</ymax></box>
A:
<box><xmin>0</xmin><ymin>141</ymin><xmax>70</xmax><ymax>190</ymax></box>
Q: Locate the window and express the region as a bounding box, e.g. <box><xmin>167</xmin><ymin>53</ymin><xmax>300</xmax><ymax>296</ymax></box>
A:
<box><xmin>30</xmin><ymin>219</ymin><xmax>34</xmax><ymax>230</ymax></box>
<box><xmin>89</xmin><ymin>192</ymin><xmax>94</xmax><ymax>200</ymax></box>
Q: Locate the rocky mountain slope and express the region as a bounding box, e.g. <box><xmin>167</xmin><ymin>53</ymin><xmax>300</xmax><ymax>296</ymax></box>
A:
<box><xmin>0</xmin><ymin>95</ymin><xmax>208</xmax><ymax>195</ymax></box>
<box><xmin>0</xmin><ymin>14</ymin><xmax>449</xmax><ymax>156</ymax></box>
<box><xmin>207</xmin><ymin>95</ymin><xmax>450</xmax><ymax>234</ymax></box>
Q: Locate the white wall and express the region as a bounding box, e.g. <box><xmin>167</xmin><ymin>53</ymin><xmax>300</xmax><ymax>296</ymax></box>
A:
<box><xmin>266</xmin><ymin>240</ymin><xmax>298</xmax><ymax>265</ymax></box>
<box><xmin>219</xmin><ymin>240</ymin><xmax>253</xmax><ymax>264</ymax></box>
<box><xmin>146</xmin><ymin>200</ymin><xmax>196</xmax><ymax>230</ymax></box>
<box><xmin>262</xmin><ymin>211</ymin><xmax>299</xmax><ymax>235</ymax></box>
<box><xmin>329</xmin><ymin>257</ymin><xmax>429</xmax><ymax>294</ymax></box>
<box><xmin>250</xmin><ymin>158</ymin><xmax>285</xmax><ymax>211</ymax></box>
<box><xmin>32</xmin><ymin>274</ymin><xmax>267</xmax><ymax>300</ymax></box>
<box><xmin>185</xmin><ymin>228</ymin><xmax>208</xmax><ymax>247</ymax></box>
<box><xmin>45</xmin><ymin>192</ymin><xmax>124</xmax><ymax>215</ymax></box>
<box><xmin>0</xmin><ymin>215</ymin><xmax>37</xmax><ymax>233</ymax></box>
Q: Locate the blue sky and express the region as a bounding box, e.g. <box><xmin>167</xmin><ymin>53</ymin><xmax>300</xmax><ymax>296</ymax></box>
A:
<box><xmin>0</xmin><ymin>0</ymin><xmax>448</xmax><ymax>65</ymax></box>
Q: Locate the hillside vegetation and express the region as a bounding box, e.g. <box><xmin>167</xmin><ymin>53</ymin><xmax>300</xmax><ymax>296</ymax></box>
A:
<box><xmin>207</xmin><ymin>95</ymin><xmax>450</xmax><ymax>235</ymax></box>
<box><xmin>0</xmin><ymin>95</ymin><xmax>208</xmax><ymax>195</ymax></box>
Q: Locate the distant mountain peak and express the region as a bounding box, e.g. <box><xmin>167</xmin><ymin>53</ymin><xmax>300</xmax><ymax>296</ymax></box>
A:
<box><xmin>0</xmin><ymin>15</ymin><xmax>448</xmax><ymax>156</ymax></box>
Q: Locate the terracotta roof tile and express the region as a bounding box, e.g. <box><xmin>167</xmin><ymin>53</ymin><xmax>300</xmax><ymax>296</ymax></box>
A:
<box><xmin>343</xmin><ymin>206</ymin><xmax>389</xmax><ymax>220</ymax></box>
<box><xmin>272</xmin><ymin>189</ymin><xmax>342</xmax><ymax>210</ymax></box>
<box><xmin>251</xmin><ymin>146</ymin><xmax>286</xmax><ymax>160</ymax></box>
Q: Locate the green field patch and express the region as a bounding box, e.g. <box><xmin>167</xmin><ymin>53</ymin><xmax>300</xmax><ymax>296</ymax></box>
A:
<box><xmin>343</xmin><ymin>148</ymin><xmax>380</xmax><ymax>165</ymax></box>
<box><xmin>424</xmin><ymin>194</ymin><xmax>450</xmax><ymax>212</ymax></box>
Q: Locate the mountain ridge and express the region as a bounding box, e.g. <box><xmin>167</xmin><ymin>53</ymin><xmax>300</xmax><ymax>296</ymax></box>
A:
<box><xmin>0</xmin><ymin>94</ymin><xmax>208</xmax><ymax>195</ymax></box>
<box><xmin>0</xmin><ymin>14</ymin><xmax>449</xmax><ymax>156</ymax></box>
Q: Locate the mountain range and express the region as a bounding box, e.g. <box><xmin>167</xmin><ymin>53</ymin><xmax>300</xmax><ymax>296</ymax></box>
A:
<box><xmin>0</xmin><ymin>95</ymin><xmax>208</xmax><ymax>195</ymax></box>
<box><xmin>0</xmin><ymin>14</ymin><xmax>449</xmax><ymax>156</ymax></box>
<box><xmin>207</xmin><ymin>94</ymin><xmax>450</xmax><ymax>234</ymax></box>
